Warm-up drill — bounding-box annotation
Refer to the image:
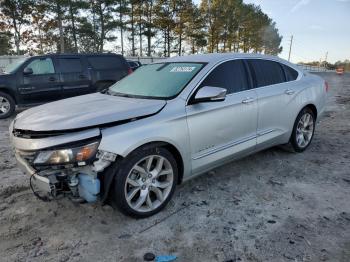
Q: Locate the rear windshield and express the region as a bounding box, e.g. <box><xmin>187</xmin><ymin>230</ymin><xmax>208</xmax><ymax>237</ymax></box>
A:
<box><xmin>87</xmin><ymin>56</ymin><xmax>125</xmax><ymax>70</ymax></box>
<box><xmin>108</xmin><ymin>62</ymin><xmax>204</xmax><ymax>99</ymax></box>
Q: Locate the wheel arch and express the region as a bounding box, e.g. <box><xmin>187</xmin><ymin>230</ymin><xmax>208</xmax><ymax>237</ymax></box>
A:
<box><xmin>0</xmin><ymin>87</ymin><xmax>17</xmax><ymax>103</ymax></box>
<box><xmin>125</xmin><ymin>141</ymin><xmax>185</xmax><ymax>185</ymax></box>
<box><xmin>101</xmin><ymin>140</ymin><xmax>185</xmax><ymax>203</ymax></box>
<box><xmin>304</xmin><ymin>103</ymin><xmax>317</xmax><ymax>120</ymax></box>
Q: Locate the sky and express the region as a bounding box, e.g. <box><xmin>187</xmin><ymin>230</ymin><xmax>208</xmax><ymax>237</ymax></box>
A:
<box><xmin>194</xmin><ymin>0</ymin><xmax>350</xmax><ymax>63</ymax></box>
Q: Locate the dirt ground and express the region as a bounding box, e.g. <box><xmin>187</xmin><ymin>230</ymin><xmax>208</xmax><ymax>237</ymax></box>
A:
<box><xmin>0</xmin><ymin>72</ymin><xmax>349</xmax><ymax>262</ymax></box>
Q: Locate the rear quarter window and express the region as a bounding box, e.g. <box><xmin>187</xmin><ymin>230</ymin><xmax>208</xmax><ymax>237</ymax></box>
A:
<box><xmin>248</xmin><ymin>59</ymin><xmax>286</xmax><ymax>88</ymax></box>
<box><xmin>282</xmin><ymin>64</ymin><xmax>299</xmax><ymax>81</ymax></box>
<box><xmin>87</xmin><ymin>56</ymin><xmax>126</xmax><ymax>70</ymax></box>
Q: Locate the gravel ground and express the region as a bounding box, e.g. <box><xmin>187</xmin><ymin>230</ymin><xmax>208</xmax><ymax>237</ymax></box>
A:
<box><xmin>0</xmin><ymin>72</ymin><xmax>349</xmax><ymax>262</ymax></box>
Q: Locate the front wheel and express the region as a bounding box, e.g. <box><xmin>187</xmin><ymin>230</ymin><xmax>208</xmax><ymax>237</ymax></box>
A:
<box><xmin>290</xmin><ymin>108</ymin><xmax>315</xmax><ymax>152</ymax></box>
<box><xmin>110</xmin><ymin>147</ymin><xmax>178</xmax><ymax>218</ymax></box>
<box><xmin>0</xmin><ymin>91</ymin><xmax>15</xmax><ymax>119</ymax></box>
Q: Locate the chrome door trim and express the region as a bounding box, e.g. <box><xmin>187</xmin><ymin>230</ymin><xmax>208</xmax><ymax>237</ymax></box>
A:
<box><xmin>257</xmin><ymin>129</ymin><xmax>276</xmax><ymax>137</ymax></box>
<box><xmin>192</xmin><ymin>128</ymin><xmax>279</xmax><ymax>160</ymax></box>
<box><xmin>192</xmin><ymin>134</ymin><xmax>257</xmax><ymax>160</ymax></box>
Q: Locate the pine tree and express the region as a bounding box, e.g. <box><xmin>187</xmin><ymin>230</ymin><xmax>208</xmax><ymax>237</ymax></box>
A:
<box><xmin>0</xmin><ymin>0</ymin><xmax>33</xmax><ymax>54</ymax></box>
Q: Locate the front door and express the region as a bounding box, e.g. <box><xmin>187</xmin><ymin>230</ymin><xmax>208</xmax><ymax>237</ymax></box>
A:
<box><xmin>17</xmin><ymin>57</ymin><xmax>62</xmax><ymax>104</ymax></box>
<box><xmin>186</xmin><ymin>60</ymin><xmax>258</xmax><ymax>175</ymax></box>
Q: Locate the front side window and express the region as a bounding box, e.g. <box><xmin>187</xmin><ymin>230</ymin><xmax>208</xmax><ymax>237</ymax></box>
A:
<box><xmin>199</xmin><ymin>60</ymin><xmax>249</xmax><ymax>94</ymax></box>
<box><xmin>248</xmin><ymin>59</ymin><xmax>285</xmax><ymax>88</ymax></box>
<box><xmin>109</xmin><ymin>62</ymin><xmax>204</xmax><ymax>99</ymax></box>
<box><xmin>24</xmin><ymin>58</ymin><xmax>55</xmax><ymax>75</ymax></box>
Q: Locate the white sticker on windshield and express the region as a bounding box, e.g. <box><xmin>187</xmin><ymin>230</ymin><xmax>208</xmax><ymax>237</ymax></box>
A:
<box><xmin>170</xmin><ymin>66</ymin><xmax>196</xmax><ymax>73</ymax></box>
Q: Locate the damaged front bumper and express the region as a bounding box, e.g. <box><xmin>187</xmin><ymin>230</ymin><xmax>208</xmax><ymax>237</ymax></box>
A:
<box><xmin>15</xmin><ymin>152</ymin><xmax>54</xmax><ymax>195</ymax></box>
<box><xmin>10</xmin><ymin>122</ymin><xmax>116</xmax><ymax>203</ymax></box>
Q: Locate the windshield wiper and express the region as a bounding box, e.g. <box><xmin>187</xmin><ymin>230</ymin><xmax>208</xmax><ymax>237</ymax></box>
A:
<box><xmin>109</xmin><ymin>91</ymin><xmax>137</xmax><ymax>98</ymax></box>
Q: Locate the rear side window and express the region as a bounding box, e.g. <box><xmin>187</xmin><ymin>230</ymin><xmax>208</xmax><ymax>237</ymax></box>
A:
<box><xmin>282</xmin><ymin>64</ymin><xmax>299</xmax><ymax>81</ymax></box>
<box><xmin>58</xmin><ymin>58</ymin><xmax>83</xmax><ymax>73</ymax></box>
<box><xmin>248</xmin><ymin>59</ymin><xmax>285</xmax><ymax>88</ymax></box>
<box><xmin>87</xmin><ymin>56</ymin><xmax>125</xmax><ymax>70</ymax></box>
<box><xmin>199</xmin><ymin>60</ymin><xmax>249</xmax><ymax>94</ymax></box>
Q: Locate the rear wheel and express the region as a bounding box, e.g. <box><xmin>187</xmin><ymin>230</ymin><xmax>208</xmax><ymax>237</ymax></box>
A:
<box><xmin>290</xmin><ymin>107</ymin><xmax>315</xmax><ymax>152</ymax></box>
<box><xmin>110</xmin><ymin>147</ymin><xmax>178</xmax><ymax>218</ymax></box>
<box><xmin>0</xmin><ymin>91</ymin><xmax>15</xmax><ymax>119</ymax></box>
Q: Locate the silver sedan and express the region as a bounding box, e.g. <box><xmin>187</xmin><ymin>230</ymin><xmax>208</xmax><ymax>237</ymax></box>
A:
<box><xmin>10</xmin><ymin>53</ymin><xmax>328</xmax><ymax>218</ymax></box>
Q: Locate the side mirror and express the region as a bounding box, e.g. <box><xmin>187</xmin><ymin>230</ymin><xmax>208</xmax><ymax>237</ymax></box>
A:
<box><xmin>23</xmin><ymin>67</ymin><xmax>33</xmax><ymax>75</ymax></box>
<box><xmin>194</xmin><ymin>86</ymin><xmax>227</xmax><ymax>103</ymax></box>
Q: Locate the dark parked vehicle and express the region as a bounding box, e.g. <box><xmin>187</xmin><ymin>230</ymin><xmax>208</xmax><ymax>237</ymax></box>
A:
<box><xmin>127</xmin><ymin>60</ymin><xmax>142</xmax><ymax>71</ymax></box>
<box><xmin>0</xmin><ymin>53</ymin><xmax>131</xmax><ymax>119</ymax></box>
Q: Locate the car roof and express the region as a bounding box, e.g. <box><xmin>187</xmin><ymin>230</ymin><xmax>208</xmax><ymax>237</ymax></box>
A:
<box><xmin>162</xmin><ymin>52</ymin><xmax>291</xmax><ymax>65</ymax></box>
<box><xmin>28</xmin><ymin>53</ymin><xmax>124</xmax><ymax>59</ymax></box>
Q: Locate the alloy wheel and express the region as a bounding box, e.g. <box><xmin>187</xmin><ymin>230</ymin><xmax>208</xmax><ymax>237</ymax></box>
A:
<box><xmin>296</xmin><ymin>112</ymin><xmax>314</xmax><ymax>148</ymax></box>
<box><xmin>0</xmin><ymin>96</ymin><xmax>10</xmax><ymax>116</ymax></box>
<box><xmin>124</xmin><ymin>155</ymin><xmax>174</xmax><ymax>213</ymax></box>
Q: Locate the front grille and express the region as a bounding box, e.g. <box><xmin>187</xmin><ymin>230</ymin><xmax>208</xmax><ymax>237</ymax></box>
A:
<box><xmin>13</xmin><ymin>129</ymin><xmax>63</xmax><ymax>139</ymax></box>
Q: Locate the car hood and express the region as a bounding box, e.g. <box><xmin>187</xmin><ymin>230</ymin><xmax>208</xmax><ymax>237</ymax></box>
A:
<box><xmin>0</xmin><ymin>73</ymin><xmax>11</xmax><ymax>83</ymax></box>
<box><xmin>14</xmin><ymin>93</ymin><xmax>166</xmax><ymax>132</ymax></box>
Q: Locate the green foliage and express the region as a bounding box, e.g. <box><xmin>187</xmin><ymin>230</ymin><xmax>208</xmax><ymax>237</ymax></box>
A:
<box><xmin>0</xmin><ymin>0</ymin><xmax>283</xmax><ymax>56</ymax></box>
<box><xmin>0</xmin><ymin>0</ymin><xmax>33</xmax><ymax>54</ymax></box>
<box><xmin>0</xmin><ymin>32</ymin><xmax>12</xmax><ymax>55</ymax></box>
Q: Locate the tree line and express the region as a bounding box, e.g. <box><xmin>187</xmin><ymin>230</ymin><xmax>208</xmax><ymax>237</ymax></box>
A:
<box><xmin>0</xmin><ymin>0</ymin><xmax>283</xmax><ymax>57</ymax></box>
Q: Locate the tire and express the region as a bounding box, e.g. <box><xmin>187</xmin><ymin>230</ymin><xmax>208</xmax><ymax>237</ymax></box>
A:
<box><xmin>0</xmin><ymin>91</ymin><xmax>15</xmax><ymax>119</ymax></box>
<box><xmin>290</xmin><ymin>107</ymin><xmax>316</xmax><ymax>152</ymax></box>
<box><xmin>110</xmin><ymin>146</ymin><xmax>178</xmax><ymax>218</ymax></box>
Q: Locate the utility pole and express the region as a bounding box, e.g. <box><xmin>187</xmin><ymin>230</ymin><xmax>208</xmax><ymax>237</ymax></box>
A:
<box><xmin>288</xmin><ymin>35</ymin><xmax>293</xmax><ymax>62</ymax></box>
<box><xmin>324</xmin><ymin>51</ymin><xmax>328</xmax><ymax>68</ymax></box>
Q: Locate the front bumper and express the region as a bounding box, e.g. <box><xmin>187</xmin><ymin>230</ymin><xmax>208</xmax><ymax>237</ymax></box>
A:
<box><xmin>15</xmin><ymin>152</ymin><xmax>36</xmax><ymax>175</ymax></box>
<box><xmin>10</xmin><ymin>123</ymin><xmax>111</xmax><ymax>202</ymax></box>
<box><xmin>15</xmin><ymin>152</ymin><xmax>53</xmax><ymax>194</ymax></box>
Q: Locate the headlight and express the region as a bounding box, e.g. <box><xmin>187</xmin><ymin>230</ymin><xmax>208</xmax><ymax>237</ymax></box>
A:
<box><xmin>34</xmin><ymin>141</ymin><xmax>99</xmax><ymax>165</ymax></box>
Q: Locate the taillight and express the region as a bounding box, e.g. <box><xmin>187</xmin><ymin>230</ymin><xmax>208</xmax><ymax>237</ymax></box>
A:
<box><xmin>128</xmin><ymin>68</ymin><xmax>133</xmax><ymax>75</ymax></box>
<box><xmin>325</xmin><ymin>81</ymin><xmax>329</xmax><ymax>92</ymax></box>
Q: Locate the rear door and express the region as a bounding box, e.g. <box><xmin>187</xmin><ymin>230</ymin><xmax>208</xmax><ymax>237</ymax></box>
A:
<box><xmin>87</xmin><ymin>55</ymin><xmax>129</xmax><ymax>91</ymax></box>
<box><xmin>17</xmin><ymin>57</ymin><xmax>62</xmax><ymax>104</ymax></box>
<box><xmin>58</xmin><ymin>56</ymin><xmax>92</xmax><ymax>98</ymax></box>
<box><xmin>247</xmin><ymin>59</ymin><xmax>298</xmax><ymax>146</ymax></box>
<box><xmin>186</xmin><ymin>59</ymin><xmax>258</xmax><ymax>175</ymax></box>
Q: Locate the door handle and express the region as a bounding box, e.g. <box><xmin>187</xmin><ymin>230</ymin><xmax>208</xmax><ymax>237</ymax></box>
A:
<box><xmin>242</xmin><ymin>97</ymin><xmax>255</xmax><ymax>104</ymax></box>
<box><xmin>48</xmin><ymin>76</ymin><xmax>56</xmax><ymax>82</ymax></box>
<box><xmin>285</xmin><ymin>89</ymin><xmax>295</xmax><ymax>95</ymax></box>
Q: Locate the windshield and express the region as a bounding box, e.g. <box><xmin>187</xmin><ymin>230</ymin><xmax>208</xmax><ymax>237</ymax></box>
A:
<box><xmin>3</xmin><ymin>58</ymin><xmax>28</xmax><ymax>74</ymax></box>
<box><xmin>109</xmin><ymin>62</ymin><xmax>204</xmax><ymax>99</ymax></box>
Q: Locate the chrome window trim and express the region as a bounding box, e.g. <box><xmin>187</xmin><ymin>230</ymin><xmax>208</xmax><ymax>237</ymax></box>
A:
<box><xmin>185</xmin><ymin>57</ymin><xmax>302</xmax><ymax>105</ymax></box>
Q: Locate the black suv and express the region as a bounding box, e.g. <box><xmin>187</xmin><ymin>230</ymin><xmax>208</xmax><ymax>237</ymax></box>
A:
<box><xmin>0</xmin><ymin>53</ymin><xmax>131</xmax><ymax>119</ymax></box>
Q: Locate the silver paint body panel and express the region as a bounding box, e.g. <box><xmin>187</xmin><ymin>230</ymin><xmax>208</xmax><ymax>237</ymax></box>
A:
<box><xmin>14</xmin><ymin>93</ymin><xmax>166</xmax><ymax>131</ymax></box>
<box><xmin>10</xmin><ymin>53</ymin><xmax>327</xmax><ymax>182</ymax></box>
